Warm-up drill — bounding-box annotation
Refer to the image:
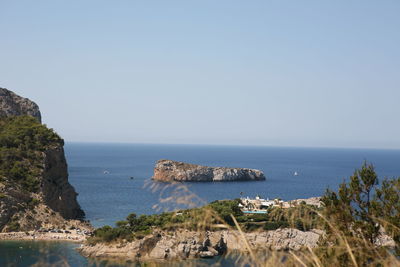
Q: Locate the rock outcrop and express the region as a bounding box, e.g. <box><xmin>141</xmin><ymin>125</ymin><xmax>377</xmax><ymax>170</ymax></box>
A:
<box><xmin>0</xmin><ymin>87</ymin><xmax>41</xmax><ymax>122</ymax></box>
<box><xmin>0</xmin><ymin>143</ymin><xmax>85</xmax><ymax>231</ymax></box>
<box><xmin>79</xmin><ymin>228</ymin><xmax>323</xmax><ymax>261</ymax></box>
<box><xmin>152</xmin><ymin>160</ymin><xmax>266</xmax><ymax>182</ymax></box>
<box><xmin>0</xmin><ymin>88</ymin><xmax>85</xmax><ymax>232</ymax></box>
<box><xmin>41</xmin><ymin>145</ymin><xmax>85</xmax><ymax>220</ymax></box>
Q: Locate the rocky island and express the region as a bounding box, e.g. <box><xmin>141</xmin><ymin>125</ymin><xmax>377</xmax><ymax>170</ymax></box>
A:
<box><xmin>0</xmin><ymin>87</ymin><xmax>88</xmax><ymax>233</ymax></box>
<box><xmin>152</xmin><ymin>159</ymin><xmax>266</xmax><ymax>182</ymax></box>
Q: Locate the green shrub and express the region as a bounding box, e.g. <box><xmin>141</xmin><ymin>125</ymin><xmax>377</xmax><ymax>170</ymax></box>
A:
<box><xmin>247</xmin><ymin>213</ymin><xmax>269</xmax><ymax>222</ymax></box>
<box><xmin>8</xmin><ymin>221</ymin><xmax>20</xmax><ymax>232</ymax></box>
<box><xmin>208</xmin><ymin>199</ymin><xmax>243</xmax><ymax>225</ymax></box>
<box><xmin>235</xmin><ymin>216</ymin><xmax>248</xmax><ymax>223</ymax></box>
<box><xmin>322</xmin><ymin>162</ymin><xmax>400</xmax><ymax>257</ymax></box>
<box><xmin>243</xmin><ymin>222</ymin><xmax>263</xmax><ymax>231</ymax></box>
<box><xmin>28</xmin><ymin>198</ymin><xmax>40</xmax><ymax>208</ymax></box>
<box><xmin>264</xmin><ymin>221</ymin><xmax>289</xmax><ymax>231</ymax></box>
<box><xmin>92</xmin><ymin>225</ymin><xmax>133</xmax><ymax>243</ymax></box>
<box><xmin>0</xmin><ymin>116</ymin><xmax>63</xmax><ymax>193</ymax></box>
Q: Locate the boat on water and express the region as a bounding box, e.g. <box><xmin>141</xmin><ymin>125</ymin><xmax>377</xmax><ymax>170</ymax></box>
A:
<box><xmin>294</xmin><ymin>171</ymin><xmax>298</xmax><ymax>176</ymax></box>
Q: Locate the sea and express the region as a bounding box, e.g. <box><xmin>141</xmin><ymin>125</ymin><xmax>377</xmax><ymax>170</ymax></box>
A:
<box><xmin>1</xmin><ymin>143</ymin><xmax>400</xmax><ymax>266</ymax></box>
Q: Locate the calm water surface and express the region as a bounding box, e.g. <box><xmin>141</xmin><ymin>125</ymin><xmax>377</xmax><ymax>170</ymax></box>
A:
<box><xmin>1</xmin><ymin>143</ymin><xmax>400</xmax><ymax>266</ymax></box>
<box><xmin>66</xmin><ymin>143</ymin><xmax>400</xmax><ymax>227</ymax></box>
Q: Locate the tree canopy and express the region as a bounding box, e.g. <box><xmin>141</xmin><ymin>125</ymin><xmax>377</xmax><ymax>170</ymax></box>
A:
<box><xmin>0</xmin><ymin>116</ymin><xmax>63</xmax><ymax>192</ymax></box>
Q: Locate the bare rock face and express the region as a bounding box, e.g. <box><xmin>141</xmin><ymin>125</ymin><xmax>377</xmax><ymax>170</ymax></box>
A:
<box><xmin>41</xmin><ymin>145</ymin><xmax>85</xmax><ymax>220</ymax></box>
<box><xmin>0</xmin><ymin>87</ymin><xmax>41</xmax><ymax>122</ymax></box>
<box><xmin>79</xmin><ymin>229</ymin><xmax>323</xmax><ymax>261</ymax></box>
<box><xmin>0</xmin><ymin>143</ymin><xmax>85</xmax><ymax>231</ymax></box>
<box><xmin>152</xmin><ymin>160</ymin><xmax>266</xmax><ymax>182</ymax></box>
<box><xmin>237</xmin><ymin>228</ymin><xmax>324</xmax><ymax>251</ymax></box>
<box><xmin>0</xmin><ymin>186</ymin><xmax>32</xmax><ymax>231</ymax></box>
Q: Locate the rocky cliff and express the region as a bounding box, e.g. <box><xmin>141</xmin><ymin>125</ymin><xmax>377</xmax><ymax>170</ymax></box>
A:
<box><xmin>79</xmin><ymin>228</ymin><xmax>323</xmax><ymax>261</ymax></box>
<box><xmin>41</xmin><ymin>145</ymin><xmax>85</xmax><ymax>220</ymax></box>
<box><xmin>152</xmin><ymin>159</ymin><xmax>266</xmax><ymax>182</ymax></box>
<box><xmin>0</xmin><ymin>88</ymin><xmax>85</xmax><ymax>232</ymax></box>
<box><xmin>0</xmin><ymin>87</ymin><xmax>41</xmax><ymax>123</ymax></box>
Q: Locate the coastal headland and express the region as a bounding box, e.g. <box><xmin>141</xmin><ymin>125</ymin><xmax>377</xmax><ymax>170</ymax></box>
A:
<box><xmin>79</xmin><ymin>228</ymin><xmax>324</xmax><ymax>261</ymax></box>
<box><xmin>0</xmin><ymin>88</ymin><xmax>88</xmax><ymax>234</ymax></box>
<box><xmin>77</xmin><ymin>193</ymin><xmax>396</xmax><ymax>262</ymax></box>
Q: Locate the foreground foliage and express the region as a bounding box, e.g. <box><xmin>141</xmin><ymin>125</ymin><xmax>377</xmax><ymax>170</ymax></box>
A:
<box><xmin>90</xmin><ymin>163</ymin><xmax>400</xmax><ymax>266</ymax></box>
<box><xmin>319</xmin><ymin>162</ymin><xmax>400</xmax><ymax>265</ymax></box>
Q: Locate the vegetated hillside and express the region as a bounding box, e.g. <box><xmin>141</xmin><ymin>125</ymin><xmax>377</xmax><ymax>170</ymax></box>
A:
<box><xmin>0</xmin><ymin>114</ymin><xmax>85</xmax><ymax>232</ymax></box>
<box><xmin>0</xmin><ymin>115</ymin><xmax>85</xmax><ymax>231</ymax></box>
<box><xmin>0</xmin><ymin>116</ymin><xmax>61</xmax><ymax>193</ymax></box>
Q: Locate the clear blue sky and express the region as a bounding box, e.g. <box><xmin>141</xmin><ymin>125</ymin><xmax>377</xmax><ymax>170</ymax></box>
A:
<box><xmin>1</xmin><ymin>1</ymin><xmax>399</xmax><ymax>148</ymax></box>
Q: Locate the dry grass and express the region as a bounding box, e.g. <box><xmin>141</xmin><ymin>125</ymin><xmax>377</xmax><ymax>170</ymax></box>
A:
<box><xmin>13</xmin><ymin>180</ymin><xmax>399</xmax><ymax>267</ymax></box>
<box><xmin>143</xmin><ymin>181</ymin><xmax>399</xmax><ymax>267</ymax></box>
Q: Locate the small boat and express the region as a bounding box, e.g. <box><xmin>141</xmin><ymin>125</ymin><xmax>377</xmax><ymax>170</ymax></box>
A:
<box><xmin>294</xmin><ymin>171</ymin><xmax>298</xmax><ymax>176</ymax></box>
<box><xmin>103</xmin><ymin>170</ymin><xmax>110</xmax><ymax>174</ymax></box>
<box><xmin>130</xmin><ymin>176</ymin><xmax>134</xmax><ymax>179</ymax></box>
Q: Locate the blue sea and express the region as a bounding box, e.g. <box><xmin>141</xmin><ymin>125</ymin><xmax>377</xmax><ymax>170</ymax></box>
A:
<box><xmin>1</xmin><ymin>143</ymin><xmax>400</xmax><ymax>266</ymax></box>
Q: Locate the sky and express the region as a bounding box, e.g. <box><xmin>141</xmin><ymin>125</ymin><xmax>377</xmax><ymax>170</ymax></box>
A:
<box><xmin>1</xmin><ymin>1</ymin><xmax>399</xmax><ymax>149</ymax></box>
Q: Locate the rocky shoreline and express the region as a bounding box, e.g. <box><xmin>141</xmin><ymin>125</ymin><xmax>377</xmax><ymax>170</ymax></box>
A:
<box><xmin>0</xmin><ymin>222</ymin><xmax>93</xmax><ymax>243</ymax></box>
<box><xmin>0</xmin><ymin>230</ymin><xmax>88</xmax><ymax>243</ymax></box>
<box><xmin>77</xmin><ymin>194</ymin><xmax>395</xmax><ymax>263</ymax></box>
<box><xmin>79</xmin><ymin>228</ymin><xmax>324</xmax><ymax>261</ymax></box>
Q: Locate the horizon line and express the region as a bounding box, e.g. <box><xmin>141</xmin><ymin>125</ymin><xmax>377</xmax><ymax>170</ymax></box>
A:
<box><xmin>63</xmin><ymin>140</ymin><xmax>400</xmax><ymax>151</ymax></box>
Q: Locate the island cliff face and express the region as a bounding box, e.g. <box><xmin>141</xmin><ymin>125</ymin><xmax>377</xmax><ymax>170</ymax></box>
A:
<box><xmin>0</xmin><ymin>88</ymin><xmax>41</xmax><ymax>123</ymax></box>
<box><xmin>0</xmin><ymin>88</ymin><xmax>85</xmax><ymax>232</ymax></box>
<box><xmin>152</xmin><ymin>160</ymin><xmax>266</xmax><ymax>182</ymax></box>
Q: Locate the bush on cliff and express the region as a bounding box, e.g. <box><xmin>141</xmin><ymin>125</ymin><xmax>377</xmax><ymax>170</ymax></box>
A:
<box><xmin>0</xmin><ymin>116</ymin><xmax>63</xmax><ymax>192</ymax></box>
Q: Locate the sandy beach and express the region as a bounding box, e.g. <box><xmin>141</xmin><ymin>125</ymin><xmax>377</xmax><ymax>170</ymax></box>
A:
<box><xmin>0</xmin><ymin>230</ymin><xmax>88</xmax><ymax>243</ymax></box>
